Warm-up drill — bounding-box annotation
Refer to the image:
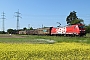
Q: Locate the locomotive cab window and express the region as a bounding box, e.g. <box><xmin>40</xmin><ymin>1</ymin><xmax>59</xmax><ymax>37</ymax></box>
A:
<box><xmin>79</xmin><ymin>26</ymin><xmax>84</xmax><ymax>29</ymax></box>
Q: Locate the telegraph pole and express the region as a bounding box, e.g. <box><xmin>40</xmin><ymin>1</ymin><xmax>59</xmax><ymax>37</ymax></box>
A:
<box><xmin>15</xmin><ymin>9</ymin><xmax>21</xmax><ymax>30</ymax></box>
<box><xmin>1</xmin><ymin>12</ymin><xmax>6</xmax><ymax>32</ymax></box>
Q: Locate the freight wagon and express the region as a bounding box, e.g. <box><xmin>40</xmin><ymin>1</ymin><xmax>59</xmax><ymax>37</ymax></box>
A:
<box><xmin>37</xmin><ymin>27</ymin><xmax>52</xmax><ymax>35</ymax></box>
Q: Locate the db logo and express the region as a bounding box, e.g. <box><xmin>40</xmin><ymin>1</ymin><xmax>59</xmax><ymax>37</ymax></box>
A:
<box><xmin>56</xmin><ymin>28</ymin><xmax>61</xmax><ymax>33</ymax></box>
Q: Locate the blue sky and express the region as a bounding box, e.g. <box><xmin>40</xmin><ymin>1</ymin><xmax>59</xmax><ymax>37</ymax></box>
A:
<box><xmin>0</xmin><ymin>0</ymin><xmax>90</xmax><ymax>31</ymax></box>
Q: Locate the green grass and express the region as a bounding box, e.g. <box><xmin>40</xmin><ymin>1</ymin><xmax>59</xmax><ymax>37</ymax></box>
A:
<box><xmin>0</xmin><ymin>34</ymin><xmax>90</xmax><ymax>44</ymax></box>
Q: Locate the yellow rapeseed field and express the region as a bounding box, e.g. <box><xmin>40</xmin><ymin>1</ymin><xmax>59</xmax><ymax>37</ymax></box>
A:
<box><xmin>0</xmin><ymin>42</ymin><xmax>90</xmax><ymax>60</ymax></box>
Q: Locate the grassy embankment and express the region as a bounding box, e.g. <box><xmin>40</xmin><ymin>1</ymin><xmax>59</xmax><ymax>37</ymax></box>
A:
<box><xmin>0</xmin><ymin>34</ymin><xmax>90</xmax><ymax>44</ymax></box>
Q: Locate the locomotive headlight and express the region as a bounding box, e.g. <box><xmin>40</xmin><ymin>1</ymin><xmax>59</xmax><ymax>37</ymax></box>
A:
<box><xmin>80</xmin><ymin>30</ymin><xmax>81</xmax><ymax>31</ymax></box>
<box><xmin>83</xmin><ymin>30</ymin><xmax>85</xmax><ymax>31</ymax></box>
<box><xmin>80</xmin><ymin>30</ymin><xmax>85</xmax><ymax>31</ymax></box>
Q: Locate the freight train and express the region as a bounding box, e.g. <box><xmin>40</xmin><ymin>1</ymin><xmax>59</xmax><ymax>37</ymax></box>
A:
<box><xmin>19</xmin><ymin>24</ymin><xmax>86</xmax><ymax>36</ymax></box>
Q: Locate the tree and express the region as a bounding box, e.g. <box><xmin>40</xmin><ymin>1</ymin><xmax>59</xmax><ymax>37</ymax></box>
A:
<box><xmin>7</xmin><ymin>29</ymin><xmax>19</xmax><ymax>34</ymax></box>
<box><xmin>7</xmin><ymin>29</ymin><xmax>13</xmax><ymax>34</ymax></box>
<box><xmin>0</xmin><ymin>31</ymin><xmax>6</xmax><ymax>34</ymax></box>
<box><xmin>66</xmin><ymin>11</ymin><xmax>84</xmax><ymax>25</ymax></box>
<box><xmin>71</xmin><ymin>18</ymin><xmax>84</xmax><ymax>25</ymax></box>
<box><xmin>85</xmin><ymin>24</ymin><xmax>90</xmax><ymax>33</ymax></box>
<box><xmin>23</xmin><ymin>27</ymin><xmax>27</xmax><ymax>30</ymax></box>
<box><xmin>30</xmin><ymin>27</ymin><xmax>33</xmax><ymax>30</ymax></box>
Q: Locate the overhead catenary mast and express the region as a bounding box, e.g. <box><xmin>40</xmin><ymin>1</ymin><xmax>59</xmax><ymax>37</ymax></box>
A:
<box><xmin>1</xmin><ymin>12</ymin><xmax>6</xmax><ymax>32</ymax></box>
<box><xmin>15</xmin><ymin>9</ymin><xmax>21</xmax><ymax>30</ymax></box>
<box><xmin>28</xmin><ymin>24</ymin><xmax>30</xmax><ymax>29</ymax></box>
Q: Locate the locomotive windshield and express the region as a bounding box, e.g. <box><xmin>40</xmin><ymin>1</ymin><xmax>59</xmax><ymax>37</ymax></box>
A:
<box><xmin>79</xmin><ymin>26</ymin><xmax>84</xmax><ymax>29</ymax></box>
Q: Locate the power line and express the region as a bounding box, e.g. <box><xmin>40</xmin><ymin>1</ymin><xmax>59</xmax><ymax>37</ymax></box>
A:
<box><xmin>1</xmin><ymin>12</ymin><xmax>6</xmax><ymax>32</ymax></box>
<box><xmin>15</xmin><ymin>9</ymin><xmax>21</xmax><ymax>30</ymax></box>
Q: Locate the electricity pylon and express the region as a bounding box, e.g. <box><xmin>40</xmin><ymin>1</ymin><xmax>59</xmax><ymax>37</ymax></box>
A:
<box><xmin>15</xmin><ymin>9</ymin><xmax>21</xmax><ymax>30</ymax></box>
<box><xmin>1</xmin><ymin>12</ymin><xmax>6</xmax><ymax>32</ymax></box>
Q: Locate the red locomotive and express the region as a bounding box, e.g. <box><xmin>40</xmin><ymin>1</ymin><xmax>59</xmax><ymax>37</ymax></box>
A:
<box><xmin>51</xmin><ymin>24</ymin><xmax>86</xmax><ymax>36</ymax></box>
